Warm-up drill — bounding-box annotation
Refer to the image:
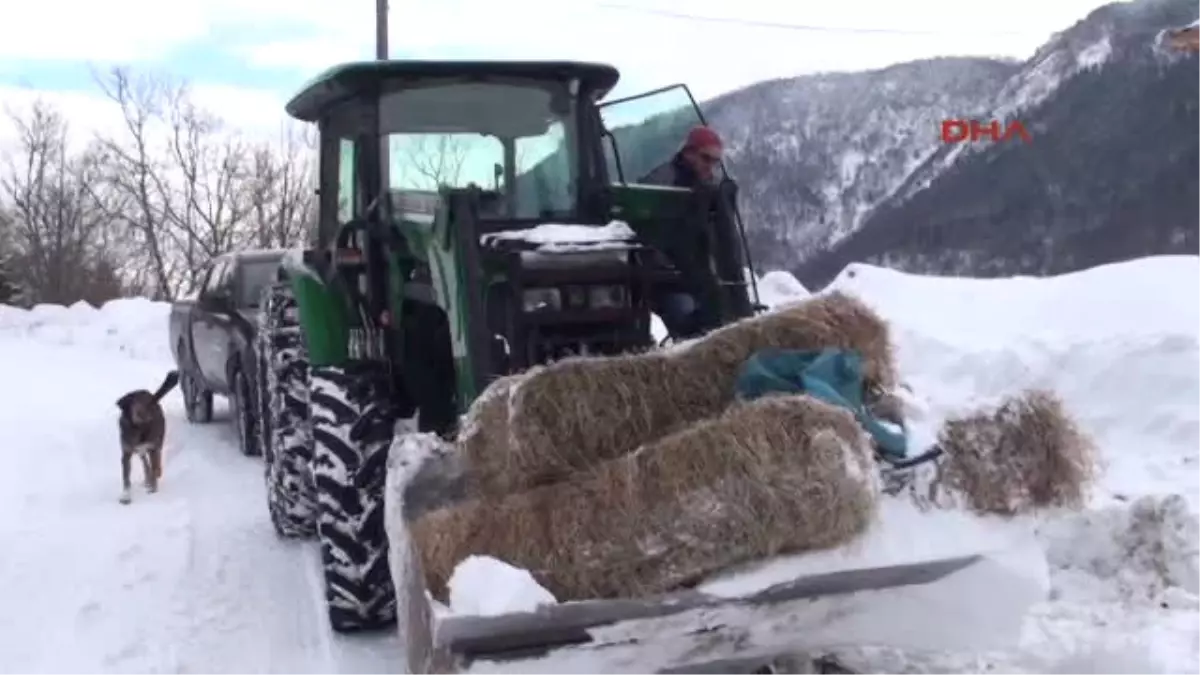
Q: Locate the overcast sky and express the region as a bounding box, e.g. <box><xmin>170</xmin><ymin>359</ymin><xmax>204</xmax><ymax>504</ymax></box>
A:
<box><xmin>0</xmin><ymin>0</ymin><xmax>1124</xmax><ymax>142</ymax></box>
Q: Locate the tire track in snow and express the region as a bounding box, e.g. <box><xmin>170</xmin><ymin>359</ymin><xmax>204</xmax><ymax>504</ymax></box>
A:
<box><xmin>0</xmin><ymin>339</ymin><xmax>400</xmax><ymax>672</ymax></box>
<box><xmin>151</xmin><ymin>404</ymin><xmax>403</xmax><ymax>673</ymax></box>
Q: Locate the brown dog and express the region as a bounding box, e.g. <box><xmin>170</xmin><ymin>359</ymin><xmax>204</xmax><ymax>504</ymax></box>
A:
<box><xmin>116</xmin><ymin>371</ymin><xmax>179</xmax><ymax>504</ymax></box>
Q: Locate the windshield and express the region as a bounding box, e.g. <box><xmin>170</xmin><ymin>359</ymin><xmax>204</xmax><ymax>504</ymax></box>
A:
<box><xmin>238</xmin><ymin>259</ymin><xmax>281</xmax><ymax>308</ymax></box>
<box><xmin>599</xmin><ymin>85</ymin><xmax>724</xmax><ymax>185</ymax></box>
<box><xmin>380</xmin><ymin>80</ymin><xmax>576</xmax><ymax>221</ymax></box>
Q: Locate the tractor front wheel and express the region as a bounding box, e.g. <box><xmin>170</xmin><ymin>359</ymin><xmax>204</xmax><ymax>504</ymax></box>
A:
<box><xmin>310</xmin><ymin>362</ymin><xmax>399</xmax><ymax>632</ymax></box>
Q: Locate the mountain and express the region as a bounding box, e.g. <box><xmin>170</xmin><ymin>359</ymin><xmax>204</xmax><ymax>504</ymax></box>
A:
<box><xmin>799</xmin><ymin>0</ymin><xmax>1199</xmax><ymax>285</ymax></box>
<box><xmin>700</xmin><ymin>58</ymin><xmax>1019</xmax><ymax>273</ymax></box>
<box><xmin>669</xmin><ymin>0</ymin><xmax>1198</xmax><ymax>285</ymax></box>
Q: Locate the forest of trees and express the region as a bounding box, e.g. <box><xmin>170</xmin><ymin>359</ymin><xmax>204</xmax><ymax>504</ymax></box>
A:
<box><xmin>0</xmin><ymin>68</ymin><xmax>316</xmax><ymax>308</ymax></box>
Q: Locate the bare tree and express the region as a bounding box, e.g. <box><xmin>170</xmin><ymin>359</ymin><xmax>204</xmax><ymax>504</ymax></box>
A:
<box><xmin>164</xmin><ymin>87</ymin><xmax>253</xmax><ymax>290</ymax></box>
<box><xmin>0</xmin><ymin>66</ymin><xmax>324</xmax><ymax>306</ymax></box>
<box><xmin>0</xmin><ymin>100</ymin><xmax>125</xmax><ymax>305</ymax></box>
<box><xmin>244</xmin><ymin>122</ymin><xmax>316</xmax><ymax>249</ymax></box>
<box><xmin>400</xmin><ymin>135</ymin><xmax>471</xmax><ymax>189</ymax></box>
<box><xmin>90</xmin><ymin>67</ymin><xmax>180</xmax><ymax>300</ymax></box>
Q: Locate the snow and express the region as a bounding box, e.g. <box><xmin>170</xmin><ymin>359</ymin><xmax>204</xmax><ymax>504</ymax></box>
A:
<box><xmin>699</xmin><ymin>500</ymin><xmax>1046</xmax><ymax>600</ymax></box>
<box><xmin>479</xmin><ymin>220</ymin><xmax>635</xmax><ymax>250</ymax></box>
<box><xmin>756</xmin><ymin>269</ymin><xmax>811</xmax><ymax>307</ymax></box>
<box><xmin>4</xmin><ymin>253</ymin><xmax>1196</xmax><ymax>672</ymax></box>
<box><xmin>819</xmin><ymin>256</ymin><xmax>1200</xmax><ymax>673</ymax></box>
<box><xmin>448</xmin><ymin>556</ymin><xmax>557</xmax><ymax>617</ymax></box>
<box><xmin>1076</xmin><ymin>36</ymin><xmax>1112</xmax><ymax>70</ymax></box>
<box><xmin>0</xmin><ymin>298</ymin><xmax>400</xmax><ymax>672</ymax></box>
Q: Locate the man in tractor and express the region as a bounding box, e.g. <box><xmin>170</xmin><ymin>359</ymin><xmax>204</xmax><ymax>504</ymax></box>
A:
<box><xmin>641</xmin><ymin>125</ymin><xmax>726</xmax><ymax>339</ymax></box>
<box><xmin>641</xmin><ymin>125</ymin><xmax>725</xmax><ymax>188</ymax></box>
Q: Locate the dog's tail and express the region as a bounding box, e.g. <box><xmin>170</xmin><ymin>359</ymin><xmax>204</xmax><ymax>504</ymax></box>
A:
<box><xmin>153</xmin><ymin>370</ymin><xmax>181</xmax><ymax>401</ymax></box>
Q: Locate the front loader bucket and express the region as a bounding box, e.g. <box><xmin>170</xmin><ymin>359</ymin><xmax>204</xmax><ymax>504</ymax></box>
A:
<box><xmin>385</xmin><ymin>437</ymin><xmax>1049</xmax><ymax>674</ymax></box>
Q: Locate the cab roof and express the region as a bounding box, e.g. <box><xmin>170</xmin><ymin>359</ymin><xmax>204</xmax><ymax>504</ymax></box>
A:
<box><xmin>285</xmin><ymin>60</ymin><xmax>621</xmax><ymax>122</ymax></box>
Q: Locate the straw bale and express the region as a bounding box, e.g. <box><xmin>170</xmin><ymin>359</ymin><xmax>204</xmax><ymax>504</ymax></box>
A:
<box><xmin>412</xmin><ymin>394</ymin><xmax>881</xmax><ymax>602</ymax></box>
<box><xmin>911</xmin><ymin>389</ymin><xmax>1098</xmax><ymax>515</ymax></box>
<box><xmin>458</xmin><ymin>291</ymin><xmax>896</xmax><ymax>496</ymax></box>
<box><xmin>454</xmin><ymin>372</ymin><xmax>526</xmax><ymax>494</ymax></box>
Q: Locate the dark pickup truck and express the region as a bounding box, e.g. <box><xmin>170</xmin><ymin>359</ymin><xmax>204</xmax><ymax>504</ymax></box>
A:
<box><xmin>168</xmin><ymin>249</ymin><xmax>285</xmax><ymax>457</ymax></box>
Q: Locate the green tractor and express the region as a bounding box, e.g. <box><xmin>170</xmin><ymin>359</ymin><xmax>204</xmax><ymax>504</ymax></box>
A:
<box><xmin>253</xmin><ymin>60</ymin><xmax>762</xmax><ymax>632</ymax></box>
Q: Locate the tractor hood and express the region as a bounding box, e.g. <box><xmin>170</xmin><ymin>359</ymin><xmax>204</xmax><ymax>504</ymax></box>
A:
<box><xmin>479</xmin><ymin>220</ymin><xmax>641</xmax><ymax>269</ymax></box>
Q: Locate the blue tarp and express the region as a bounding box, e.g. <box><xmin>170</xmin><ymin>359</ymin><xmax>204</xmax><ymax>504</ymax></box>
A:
<box><xmin>735</xmin><ymin>347</ymin><xmax>908</xmax><ymax>459</ymax></box>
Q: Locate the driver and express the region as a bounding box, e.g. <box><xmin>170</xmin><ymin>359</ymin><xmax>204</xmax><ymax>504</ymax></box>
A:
<box><xmin>640</xmin><ymin>125</ymin><xmax>726</xmax><ymax>339</ymax></box>
<box><xmin>640</xmin><ymin>125</ymin><xmax>724</xmax><ymax>188</ymax></box>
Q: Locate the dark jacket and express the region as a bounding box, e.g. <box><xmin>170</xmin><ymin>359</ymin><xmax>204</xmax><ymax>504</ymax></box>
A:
<box><xmin>639</xmin><ymin>152</ymin><xmax>702</xmax><ymax>189</ymax></box>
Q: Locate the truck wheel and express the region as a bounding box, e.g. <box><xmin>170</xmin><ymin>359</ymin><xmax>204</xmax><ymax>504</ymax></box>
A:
<box><xmin>258</xmin><ymin>282</ymin><xmax>317</xmax><ymax>538</ymax></box>
<box><xmin>310</xmin><ymin>362</ymin><xmax>398</xmax><ymax>632</ymax></box>
<box><xmin>231</xmin><ymin>368</ymin><xmax>260</xmax><ymax>457</ymax></box>
<box><xmin>180</xmin><ymin>366</ymin><xmax>214</xmax><ymax>424</ymax></box>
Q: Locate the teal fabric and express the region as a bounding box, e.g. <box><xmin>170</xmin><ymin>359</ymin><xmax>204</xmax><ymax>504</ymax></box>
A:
<box><xmin>735</xmin><ymin>347</ymin><xmax>908</xmax><ymax>459</ymax></box>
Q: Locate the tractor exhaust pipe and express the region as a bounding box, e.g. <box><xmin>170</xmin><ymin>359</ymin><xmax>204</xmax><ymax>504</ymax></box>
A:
<box><xmin>376</xmin><ymin>0</ymin><xmax>389</xmax><ymax>60</ymax></box>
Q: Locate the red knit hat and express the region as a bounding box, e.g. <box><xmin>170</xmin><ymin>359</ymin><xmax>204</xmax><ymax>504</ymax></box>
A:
<box><xmin>684</xmin><ymin>125</ymin><xmax>722</xmax><ymax>151</ymax></box>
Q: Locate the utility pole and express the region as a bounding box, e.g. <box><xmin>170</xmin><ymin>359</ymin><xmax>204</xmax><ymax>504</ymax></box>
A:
<box><xmin>376</xmin><ymin>0</ymin><xmax>389</xmax><ymax>60</ymax></box>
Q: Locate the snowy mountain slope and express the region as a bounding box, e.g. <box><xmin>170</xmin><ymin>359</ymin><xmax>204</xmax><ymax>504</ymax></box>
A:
<box><xmin>883</xmin><ymin>1</ymin><xmax>1128</xmax><ymax>208</ymax></box>
<box><xmin>0</xmin><ymin>303</ymin><xmax>402</xmax><ymax>673</ymax></box>
<box><xmin>700</xmin><ymin>57</ymin><xmax>1017</xmax><ymax>271</ymax></box>
<box><xmin>686</xmin><ymin>0</ymin><xmax>1196</xmax><ymax>282</ymax></box>
<box><xmin>802</xmin><ymin>0</ymin><xmax>1199</xmax><ymax>286</ymax></box>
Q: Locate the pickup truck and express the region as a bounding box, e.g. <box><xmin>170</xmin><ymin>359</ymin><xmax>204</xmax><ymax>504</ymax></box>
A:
<box><xmin>169</xmin><ymin>249</ymin><xmax>286</xmax><ymax>457</ymax></box>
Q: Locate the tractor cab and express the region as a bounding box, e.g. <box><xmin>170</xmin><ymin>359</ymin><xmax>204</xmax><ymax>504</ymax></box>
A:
<box><xmin>284</xmin><ymin>60</ymin><xmax>757</xmax><ymax>419</ymax></box>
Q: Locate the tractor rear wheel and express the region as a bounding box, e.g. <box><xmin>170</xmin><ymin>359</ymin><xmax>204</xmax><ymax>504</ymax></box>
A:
<box><xmin>258</xmin><ymin>282</ymin><xmax>317</xmax><ymax>539</ymax></box>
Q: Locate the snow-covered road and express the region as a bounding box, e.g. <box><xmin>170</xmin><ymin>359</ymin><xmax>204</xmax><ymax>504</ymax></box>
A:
<box><xmin>0</xmin><ymin>314</ymin><xmax>400</xmax><ymax>673</ymax></box>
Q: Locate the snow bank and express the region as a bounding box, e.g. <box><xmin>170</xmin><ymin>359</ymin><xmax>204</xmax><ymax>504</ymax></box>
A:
<box><xmin>821</xmin><ymin>256</ymin><xmax>1200</xmax><ymax>673</ymax></box>
<box><xmin>756</xmin><ymin>269</ymin><xmax>810</xmax><ymax>307</ymax></box>
<box><xmin>0</xmin><ymin>298</ymin><xmax>172</xmax><ymax>364</ymax></box>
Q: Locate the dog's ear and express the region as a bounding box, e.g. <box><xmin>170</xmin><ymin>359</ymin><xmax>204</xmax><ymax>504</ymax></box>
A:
<box><xmin>116</xmin><ymin>393</ymin><xmax>135</xmax><ymax>414</ymax></box>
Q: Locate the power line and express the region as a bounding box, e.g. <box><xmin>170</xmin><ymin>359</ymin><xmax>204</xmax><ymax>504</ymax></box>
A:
<box><xmin>594</xmin><ymin>2</ymin><xmax>1043</xmax><ymax>37</ymax></box>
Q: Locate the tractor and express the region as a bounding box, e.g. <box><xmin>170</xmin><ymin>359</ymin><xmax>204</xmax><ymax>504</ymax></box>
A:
<box><xmin>252</xmin><ymin>59</ymin><xmax>763</xmax><ymax>632</ymax></box>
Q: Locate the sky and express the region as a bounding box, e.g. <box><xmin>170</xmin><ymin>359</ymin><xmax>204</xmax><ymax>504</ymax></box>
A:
<box><xmin>0</xmin><ymin>0</ymin><xmax>1125</xmax><ymax>144</ymax></box>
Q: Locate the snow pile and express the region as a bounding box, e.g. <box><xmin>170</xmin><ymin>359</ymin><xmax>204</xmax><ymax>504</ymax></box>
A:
<box><xmin>823</xmin><ymin>256</ymin><xmax>1200</xmax><ymax>673</ymax></box>
<box><xmin>0</xmin><ymin>298</ymin><xmax>172</xmax><ymax>363</ymax></box>
<box><xmin>448</xmin><ymin>556</ymin><xmax>557</xmax><ymax>617</ymax></box>
<box><xmin>756</xmin><ymin>269</ymin><xmax>810</xmax><ymax>307</ymax></box>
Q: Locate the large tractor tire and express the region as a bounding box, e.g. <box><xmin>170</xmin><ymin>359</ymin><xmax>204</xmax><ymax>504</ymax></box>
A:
<box><xmin>257</xmin><ymin>282</ymin><xmax>317</xmax><ymax>539</ymax></box>
<box><xmin>309</xmin><ymin>362</ymin><xmax>399</xmax><ymax>632</ymax></box>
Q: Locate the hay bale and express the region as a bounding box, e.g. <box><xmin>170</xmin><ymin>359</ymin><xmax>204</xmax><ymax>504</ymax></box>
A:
<box><xmin>460</xmin><ymin>291</ymin><xmax>896</xmax><ymax>496</ymax></box>
<box><xmin>455</xmin><ymin>371</ymin><xmax>526</xmax><ymax>495</ymax></box>
<box><xmin>915</xmin><ymin>389</ymin><xmax>1099</xmax><ymax>515</ymax></box>
<box><xmin>413</xmin><ymin>394</ymin><xmax>880</xmax><ymax>602</ymax></box>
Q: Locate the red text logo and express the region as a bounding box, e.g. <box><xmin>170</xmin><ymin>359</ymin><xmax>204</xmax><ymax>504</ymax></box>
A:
<box><xmin>941</xmin><ymin>119</ymin><xmax>1032</xmax><ymax>144</ymax></box>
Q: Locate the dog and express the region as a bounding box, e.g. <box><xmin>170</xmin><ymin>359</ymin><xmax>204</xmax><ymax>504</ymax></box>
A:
<box><xmin>116</xmin><ymin>371</ymin><xmax>180</xmax><ymax>504</ymax></box>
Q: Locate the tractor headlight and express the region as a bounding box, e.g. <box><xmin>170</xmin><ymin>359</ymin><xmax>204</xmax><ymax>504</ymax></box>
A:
<box><xmin>522</xmin><ymin>288</ymin><xmax>561</xmax><ymax>312</ymax></box>
<box><xmin>588</xmin><ymin>285</ymin><xmax>628</xmax><ymax>309</ymax></box>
